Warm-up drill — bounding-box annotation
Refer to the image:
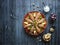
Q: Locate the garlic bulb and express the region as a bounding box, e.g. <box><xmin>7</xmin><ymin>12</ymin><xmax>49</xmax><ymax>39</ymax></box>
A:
<box><xmin>43</xmin><ymin>33</ymin><xmax>51</xmax><ymax>42</ymax></box>
<box><xmin>44</xmin><ymin>5</ymin><xmax>50</xmax><ymax>12</ymax></box>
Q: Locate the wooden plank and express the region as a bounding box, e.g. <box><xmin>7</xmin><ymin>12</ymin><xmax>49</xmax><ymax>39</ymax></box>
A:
<box><xmin>1</xmin><ymin>0</ymin><xmax>59</xmax><ymax>45</ymax></box>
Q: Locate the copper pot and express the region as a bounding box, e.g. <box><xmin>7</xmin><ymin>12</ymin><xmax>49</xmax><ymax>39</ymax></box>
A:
<box><xmin>23</xmin><ymin>11</ymin><xmax>47</xmax><ymax>36</ymax></box>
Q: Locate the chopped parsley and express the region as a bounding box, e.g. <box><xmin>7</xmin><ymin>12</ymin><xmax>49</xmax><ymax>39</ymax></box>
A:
<box><xmin>39</xmin><ymin>16</ymin><xmax>42</xmax><ymax>19</ymax></box>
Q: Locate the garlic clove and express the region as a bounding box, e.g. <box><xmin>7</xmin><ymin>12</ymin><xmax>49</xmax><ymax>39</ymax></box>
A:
<box><xmin>50</xmin><ymin>27</ymin><xmax>54</xmax><ymax>32</ymax></box>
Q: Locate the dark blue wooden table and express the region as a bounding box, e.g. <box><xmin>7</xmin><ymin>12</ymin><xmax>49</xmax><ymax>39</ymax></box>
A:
<box><xmin>0</xmin><ymin>0</ymin><xmax>60</xmax><ymax>45</ymax></box>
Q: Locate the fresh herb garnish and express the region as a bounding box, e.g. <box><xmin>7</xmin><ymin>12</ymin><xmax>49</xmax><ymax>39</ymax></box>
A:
<box><xmin>39</xmin><ymin>16</ymin><xmax>42</xmax><ymax>19</ymax></box>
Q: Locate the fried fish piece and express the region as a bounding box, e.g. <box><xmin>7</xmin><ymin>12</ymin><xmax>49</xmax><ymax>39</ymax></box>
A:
<box><xmin>24</xmin><ymin>22</ymin><xmax>28</xmax><ymax>25</ymax></box>
<box><xmin>24</xmin><ymin>24</ymin><xmax>31</xmax><ymax>28</ymax></box>
<box><xmin>29</xmin><ymin>26</ymin><xmax>34</xmax><ymax>35</ymax></box>
<box><xmin>39</xmin><ymin>24</ymin><xmax>44</xmax><ymax>28</ymax></box>
<box><xmin>25</xmin><ymin>18</ymin><xmax>33</xmax><ymax>23</ymax></box>
<box><xmin>38</xmin><ymin>18</ymin><xmax>45</xmax><ymax>23</ymax></box>
<box><xmin>35</xmin><ymin>13</ymin><xmax>41</xmax><ymax>20</ymax></box>
<box><xmin>36</xmin><ymin>26</ymin><xmax>41</xmax><ymax>33</ymax></box>
<box><xmin>30</xmin><ymin>26</ymin><xmax>34</xmax><ymax>32</ymax></box>
<box><xmin>29</xmin><ymin>13</ymin><xmax>34</xmax><ymax>20</ymax></box>
<box><xmin>42</xmin><ymin>21</ymin><xmax>46</xmax><ymax>25</ymax></box>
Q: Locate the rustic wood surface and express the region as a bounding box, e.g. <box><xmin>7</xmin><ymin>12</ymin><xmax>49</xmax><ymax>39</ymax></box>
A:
<box><xmin>0</xmin><ymin>0</ymin><xmax>59</xmax><ymax>45</ymax></box>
